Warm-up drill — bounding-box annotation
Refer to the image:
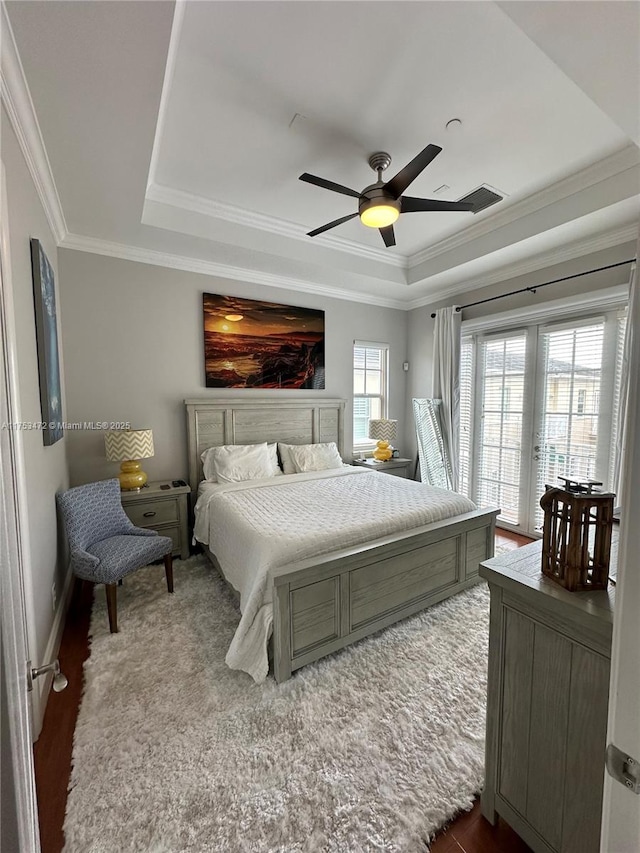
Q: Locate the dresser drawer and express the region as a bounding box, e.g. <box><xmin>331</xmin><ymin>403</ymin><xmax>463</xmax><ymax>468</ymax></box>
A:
<box><xmin>124</xmin><ymin>499</ymin><xmax>178</xmax><ymax>528</ymax></box>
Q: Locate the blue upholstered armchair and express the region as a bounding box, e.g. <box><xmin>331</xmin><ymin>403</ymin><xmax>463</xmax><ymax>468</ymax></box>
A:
<box><xmin>57</xmin><ymin>478</ymin><xmax>174</xmax><ymax>633</ymax></box>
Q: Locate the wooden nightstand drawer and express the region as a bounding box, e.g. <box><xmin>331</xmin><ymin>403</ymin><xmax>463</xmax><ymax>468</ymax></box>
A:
<box><xmin>381</xmin><ymin>466</ymin><xmax>408</xmax><ymax>478</ymax></box>
<box><xmin>159</xmin><ymin>525</ymin><xmax>181</xmax><ymax>555</ymax></box>
<box><xmin>125</xmin><ymin>499</ymin><xmax>177</xmax><ymax>528</ymax></box>
<box><xmin>120</xmin><ymin>481</ymin><xmax>191</xmax><ymax>560</ymax></box>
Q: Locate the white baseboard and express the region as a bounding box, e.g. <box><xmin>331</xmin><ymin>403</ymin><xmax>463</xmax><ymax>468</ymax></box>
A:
<box><xmin>31</xmin><ymin>566</ymin><xmax>75</xmax><ymax>740</ymax></box>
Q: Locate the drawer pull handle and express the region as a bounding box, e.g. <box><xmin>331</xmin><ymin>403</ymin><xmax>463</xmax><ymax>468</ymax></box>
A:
<box><xmin>143</xmin><ymin>511</ymin><xmax>156</xmax><ymax>518</ymax></box>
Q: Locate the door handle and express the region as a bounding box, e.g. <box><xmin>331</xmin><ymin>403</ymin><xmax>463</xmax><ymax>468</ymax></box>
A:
<box><xmin>143</xmin><ymin>511</ymin><xmax>156</xmax><ymax>518</ymax></box>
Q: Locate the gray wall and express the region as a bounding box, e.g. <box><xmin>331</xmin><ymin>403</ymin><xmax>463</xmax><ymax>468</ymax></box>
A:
<box><xmin>57</xmin><ymin>249</ymin><xmax>409</xmax><ymax>485</ymax></box>
<box><xmin>406</xmin><ymin>242</ymin><xmax>636</xmax><ymax>461</ymax></box>
<box><xmin>3</xmin><ymin>107</ymin><xmax>69</xmax><ymax>670</ymax></box>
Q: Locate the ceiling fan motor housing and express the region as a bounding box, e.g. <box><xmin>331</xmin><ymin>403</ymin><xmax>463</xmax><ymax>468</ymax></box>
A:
<box><xmin>358</xmin><ymin>184</ymin><xmax>400</xmax><ymax>217</ymax></box>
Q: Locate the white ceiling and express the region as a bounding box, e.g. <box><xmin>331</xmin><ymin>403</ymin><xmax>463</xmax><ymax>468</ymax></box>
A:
<box><xmin>4</xmin><ymin>0</ymin><xmax>640</xmax><ymax>308</ymax></box>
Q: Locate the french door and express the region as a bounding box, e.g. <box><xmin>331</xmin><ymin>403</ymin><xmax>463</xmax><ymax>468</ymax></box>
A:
<box><xmin>461</xmin><ymin>309</ymin><xmax>626</xmax><ymax>537</ymax></box>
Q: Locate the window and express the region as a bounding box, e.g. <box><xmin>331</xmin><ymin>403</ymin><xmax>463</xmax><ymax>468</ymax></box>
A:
<box><xmin>353</xmin><ymin>342</ymin><xmax>388</xmax><ymax>445</ymax></box>
<box><xmin>460</xmin><ymin>309</ymin><xmax>627</xmax><ymax>536</ymax></box>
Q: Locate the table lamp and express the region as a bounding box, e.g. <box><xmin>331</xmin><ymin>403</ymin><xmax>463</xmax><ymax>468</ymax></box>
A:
<box><xmin>105</xmin><ymin>428</ymin><xmax>154</xmax><ymax>491</ymax></box>
<box><xmin>368</xmin><ymin>419</ymin><xmax>397</xmax><ymax>461</ymax></box>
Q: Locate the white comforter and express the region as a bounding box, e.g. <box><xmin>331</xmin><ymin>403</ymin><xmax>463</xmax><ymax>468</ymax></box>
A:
<box><xmin>194</xmin><ymin>467</ymin><xmax>476</xmax><ymax>682</ymax></box>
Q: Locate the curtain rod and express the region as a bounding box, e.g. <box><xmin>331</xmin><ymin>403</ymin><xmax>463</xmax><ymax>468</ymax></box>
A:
<box><xmin>430</xmin><ymin>259</ymin><xmax>636</xmax><ymax>319</ymax></box>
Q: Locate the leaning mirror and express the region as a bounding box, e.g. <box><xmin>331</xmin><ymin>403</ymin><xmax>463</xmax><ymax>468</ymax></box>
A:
<box><xmin>412</xmin><ymin>398</ymin><xmax>454</xmax><ymax>490</ymax></box>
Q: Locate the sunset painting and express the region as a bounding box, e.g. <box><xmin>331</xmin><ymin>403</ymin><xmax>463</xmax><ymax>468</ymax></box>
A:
<box><xmin>203</xmin><ymin>294</ymin><xmax>325</xmax><ymax>389</ymax></box>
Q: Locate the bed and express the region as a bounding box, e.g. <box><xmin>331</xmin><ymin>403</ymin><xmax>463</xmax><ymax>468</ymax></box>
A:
<box><xmin>186</xmin><ymin>398</ymin><xmax>498</xmax><ymax>683</ymax></box>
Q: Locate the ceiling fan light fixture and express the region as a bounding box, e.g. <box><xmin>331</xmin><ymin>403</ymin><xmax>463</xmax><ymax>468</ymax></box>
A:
<box><xmin>359</xmin><ymin>201</ymin><xmax>400</xmax><ymax>229</ymax></box>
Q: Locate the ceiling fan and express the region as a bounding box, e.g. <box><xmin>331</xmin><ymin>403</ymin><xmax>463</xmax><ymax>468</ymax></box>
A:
<box><xmin>299</xmin><ymin>144</ymin><xmax>474</xmax><ymax>247</ymax></box>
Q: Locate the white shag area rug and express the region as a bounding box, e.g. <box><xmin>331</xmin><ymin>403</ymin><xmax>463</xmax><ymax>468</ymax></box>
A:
<box><xmin>64</xmin><ymin>556</ymin><xmax>490</xmax><ymax>853</ymax></box>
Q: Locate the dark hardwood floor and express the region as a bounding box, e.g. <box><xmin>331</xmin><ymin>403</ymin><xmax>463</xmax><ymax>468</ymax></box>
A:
<box><xmin>33</xmin><ymin>529</ymin><xmax>533</xmax><ymax>853</ymax></box>
<box><xmin>33</xmin><ymin>580</ymin><xmax>93</xmax><ymax>853</ymax></box>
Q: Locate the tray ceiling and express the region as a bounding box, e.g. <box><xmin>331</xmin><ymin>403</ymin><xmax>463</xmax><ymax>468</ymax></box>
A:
<box><xmin>4</xmin><ymin>0</ymin><xmax>639</xmax><ymax>307</ymax></box>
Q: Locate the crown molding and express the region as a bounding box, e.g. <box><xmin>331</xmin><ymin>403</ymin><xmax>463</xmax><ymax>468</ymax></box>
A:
<box><xmin>408</xmin><ymin>144</ymin><xmax>640</xmax><ymax>270</ymax></box>
<box><xmin>59</xmin><ymin>233</ymin><xmax>408</xmax><ymax>310</ymax></box>
<box><xmin>0</xmin><ymin>3</ymin><xmax>67</xmax><ymax>243</ymax></box>
<box><xmin>145</xmin><ymin>183</ymin><xmax>407</xmax><ymax>269</ymax></box>
<box><xmin>59</xmin><ymin>219</ymin><xmax>637</xmax><ymax>315</ymax></box>
<box><xmin>406</xmin><ymin>223</ymin><xmax>638</xmax><ymax>310</ymax></box>
<box><xmin>145</xmin><ymin>0</ymin><xmax>186</xmax><ymax>192</ymax></box>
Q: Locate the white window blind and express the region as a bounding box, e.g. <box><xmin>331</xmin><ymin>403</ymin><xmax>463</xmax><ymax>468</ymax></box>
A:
<box><xmin>533</xmin><ymin>321</ymin><xmax>605</xmax><ymax>529</ymax></box>
<box><xmin>459</xmin><ymin>336</ymin><xmax>474</xmax><ymax>499</ymax></box>
<box><xmin>476</xmin><ymin>332</ymin><xmax>527</xmax><ymax>524</ymax></box>
<box><xmin>353</xmin><ymin>342</ymin><xmax>388</xmax><ymax>445</ymax></box>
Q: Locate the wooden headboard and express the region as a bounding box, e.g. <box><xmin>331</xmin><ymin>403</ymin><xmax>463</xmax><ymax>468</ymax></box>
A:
<box><xmin>184</xmin><ymin>398</ymin><xmax>346</xmax><ymax>489</ymax></box>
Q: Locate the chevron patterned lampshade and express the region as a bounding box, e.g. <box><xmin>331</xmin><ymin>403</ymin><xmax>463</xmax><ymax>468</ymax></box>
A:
<box><xmin>368</xmin><ymin>419</ymin><xmax>398</xmax><ymax>461</ymax></box>
<box><xmin>105</xmin><ymin>429</ymin><xmax>154</xmax><ymax>491</ymax></box>
<box><xmin>368</xmin><ymin>419</ymin><xmax>397</xmax><ymax>442</ymax></box>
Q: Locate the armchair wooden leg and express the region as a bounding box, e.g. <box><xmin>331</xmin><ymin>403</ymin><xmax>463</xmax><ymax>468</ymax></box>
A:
<box><xmin>105</xmin><ymin>583</ymin><xmax>118</xmax><ymax>633</ymax></box>
<box><xmin>164</xmin><ymin>553</ymin><xmax>174</xmax><ymax>593</ymax></box>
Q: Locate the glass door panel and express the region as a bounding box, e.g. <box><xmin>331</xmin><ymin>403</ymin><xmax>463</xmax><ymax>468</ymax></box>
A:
<box><xmin>477</xmin><ymin>333</ymin><xmax>527</xmax><ymax>526</ymax></box>
<box><xmin>530</xmin><ymin>321</ymin><xmax>605</xmax><ymax>532</ymax></box>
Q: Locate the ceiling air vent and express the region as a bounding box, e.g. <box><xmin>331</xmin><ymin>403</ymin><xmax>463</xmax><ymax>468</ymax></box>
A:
<box><xmin>458</xmin><ymin>185</ymin><xmax>504</xmax><ymax>214</ymax></box>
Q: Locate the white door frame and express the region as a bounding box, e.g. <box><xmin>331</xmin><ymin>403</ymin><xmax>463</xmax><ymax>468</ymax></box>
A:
<box><xmin>600</xmin><ymin>257</ymin><xmax>640</xmax><ymax>852</ymax></box>
<box><xmin>0</xmin><ymin>164</ymin><xmax>41</xmax><ymax>848</ymax></box>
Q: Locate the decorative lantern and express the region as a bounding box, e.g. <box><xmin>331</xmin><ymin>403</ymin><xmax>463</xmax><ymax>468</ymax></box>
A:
<box><xmin>540</xmin><ymin>477</ymin><xmax>615</xmax><ymax>592</ymax></box>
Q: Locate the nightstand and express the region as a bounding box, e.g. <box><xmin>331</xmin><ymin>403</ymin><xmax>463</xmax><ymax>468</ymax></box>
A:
<box><xmin>120</xmin><ymin>481</ymin><xmax>191</xmax><ymax>560</ymax></box>
<box><xmin>351</xmin><ymin>457</ymin><xmax>413</xmax><ymax>478</ymax></box>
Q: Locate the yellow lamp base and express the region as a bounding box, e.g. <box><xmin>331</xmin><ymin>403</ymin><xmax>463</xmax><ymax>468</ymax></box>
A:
<box><xmin>118</xmin><ymin>459</ymin><xmax>148</xmax><ymax>491</ymax></box>
<box><xmin>372</xmin><ymin>440</ymin><xmax>393</xmax><ymax>462</ymax></box>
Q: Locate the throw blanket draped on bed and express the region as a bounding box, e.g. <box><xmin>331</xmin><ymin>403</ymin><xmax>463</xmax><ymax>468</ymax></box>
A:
<box><xmin>194</xmin><ymin>467</ymin><xmax>476</xmax><ymax>682</ymax></box>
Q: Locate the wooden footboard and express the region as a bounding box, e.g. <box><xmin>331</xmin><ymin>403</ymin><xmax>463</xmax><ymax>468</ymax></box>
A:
<box><xmin>270</xmin><ymin>507</ymin><xmax>499</xmax><ymax>682</ymax></box>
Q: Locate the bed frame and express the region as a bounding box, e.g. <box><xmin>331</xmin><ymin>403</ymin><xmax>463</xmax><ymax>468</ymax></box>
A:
<box><xmin>185</xmin><ymin>398</ymin><xmax>498</xmax><ymax>682</ymax></box>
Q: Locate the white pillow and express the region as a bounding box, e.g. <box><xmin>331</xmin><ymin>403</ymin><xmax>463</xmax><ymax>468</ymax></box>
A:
<box><xmin>201</xmin><ymin>442</ymin><xmax>281</xmax><ymax>482</ymax></box>
<box><xmin>277</xmin><ymin>443</ymin><xmax>298</xmax><ymax>475</ymax></box>
<box><xmin>287</xmin><ymin>442</ymin><xmax>343</xmax><ymax>473</ymax></box>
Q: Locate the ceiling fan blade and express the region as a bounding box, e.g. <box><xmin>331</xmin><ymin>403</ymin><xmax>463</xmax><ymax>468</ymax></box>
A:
<box><xmin>299</xmin><ymin>173</ymin><xmax>360</xmax><ymax>199</ymax></box>
<box><xmin>383</xmin><ymin>144</ymin><xmax>442</xmax><ymax>198</ymax></box>
<box><xmin>307</xmin><ymin>212</ymin><xmax>358</xmax><ymax>237</ymax></box>
<box><xmin>379</xmin><ymin>225</ymin><xmax>396</xmax><ymax>247</ymax></box>
<box><xmin>401</xmin><ymin>196</ymin><xmax>475</xmax><ymax>213</ymax></box>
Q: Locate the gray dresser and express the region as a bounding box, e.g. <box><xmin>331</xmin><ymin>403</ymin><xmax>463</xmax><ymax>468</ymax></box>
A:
<box><xmin>479</xmin><ymin>535</ymin><xmax>617</xmax><ymax>853</ymax></box>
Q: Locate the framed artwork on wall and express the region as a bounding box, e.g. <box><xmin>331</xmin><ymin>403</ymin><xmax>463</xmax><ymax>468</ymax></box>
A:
<box><xmin>30</xmin><ymin>238</ymin><xmax>63</xmax><ymax>445</ymax></box>
<box><xmin>203</xmin><ymin>293</ymin><xmax>325</xmax><ymax>389</ymax></box>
